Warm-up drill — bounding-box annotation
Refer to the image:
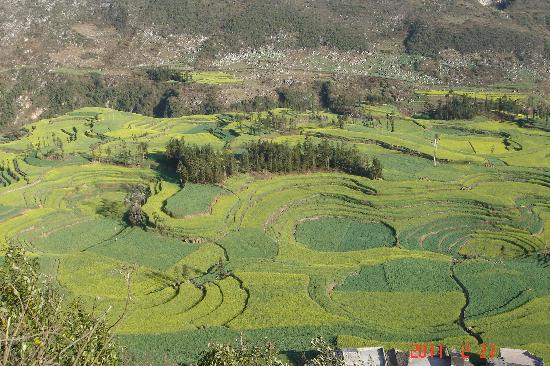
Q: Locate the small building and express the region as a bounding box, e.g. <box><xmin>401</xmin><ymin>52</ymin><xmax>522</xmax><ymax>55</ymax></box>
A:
<box><xmin>386</xmin><ymin>349</ymin><xmax>410</xmax><ymax>366</ymax></box>
<box><xmin>408</xmin><ymin>355</ymin><xmax>451</xmax><ymax>366</ymax></box>
<box><xmin>488</xmin><ymin>348</ymin><xmax>544</xmax><ymax>366</ymax></box>
<box><xmin>340</xmin><ymin>347</ymin><xmax>386</xmax><ymax>366</ymax></box>
<box><xmin>450</xmin><ymin>351</ymin><xmax>474</xmax><ymax>366</ymax></box>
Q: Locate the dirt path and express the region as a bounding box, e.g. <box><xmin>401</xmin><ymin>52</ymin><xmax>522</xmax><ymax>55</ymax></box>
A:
<box><xmin>450</xmin><ymin>259</ymin><xmax>484</xmax><ymax>344</ymax></box>
<box><xmin>0</xmin><ymin>178</ymin><xmax>43</xmax><ymax>196</ymax></box>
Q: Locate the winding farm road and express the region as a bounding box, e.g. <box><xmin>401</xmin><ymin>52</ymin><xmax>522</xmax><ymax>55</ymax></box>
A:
<box><xmin>0</xmin><ymin>178</ymin><xmax>43</xmax><ymax>197</ymax></box>
<box><xmin>451</xmin><ymin>259</ymin><xmax>484</xmax><ymax>345</ymax></box>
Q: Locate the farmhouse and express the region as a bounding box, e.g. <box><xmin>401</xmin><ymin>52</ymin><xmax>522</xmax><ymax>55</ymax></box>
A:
<box><xmin>340</xmin><ymin>347</ymin><xmax>386</xmax><ymax>366</ymax></box>
<box><xmin>488</xmin><ymin>348</ymin><xmax>544</xmax><ymax>366</ymax></box>
<box><xmin>408</xmin><ymin>355</ymin><xmax>451</xmax><ymax>366</ymax></box>
<box><xmin>338</xmin><ymin>347</ymin><xmax>470</xmax><ymax>366</ymax></box>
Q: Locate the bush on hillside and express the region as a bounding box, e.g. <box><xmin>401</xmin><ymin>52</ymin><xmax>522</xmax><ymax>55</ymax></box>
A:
<box><xmin>0</xmin><ymin>245</ymin><xmax>121</xmax><ymax>365</ymax></box>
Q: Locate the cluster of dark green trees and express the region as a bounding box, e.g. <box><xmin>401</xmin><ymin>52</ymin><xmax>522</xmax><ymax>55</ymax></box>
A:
<box><xmin>247</xmin><ymin>111</ymin><xmax>298</xmax><ymax>134</ymax></box>
<box><xmin>422</xmin><ymin>95</ymin><xmax>479</xmax><ymax>120</ymax></box>
<box><xmin>166</xmin><ymin>139</ymin><xmax>237</xmax><ymax>184</ymax></box>
<box><xmin>166</xmin><ymin>138</ymin><xmax>383</xmax><ymax>185</ymax></box>
<box><xmin>145</xmin><ymin>67</ymin><xmax>192</xmax><ymax>83</ymax></box>
<box><xmin>405</xmin><ymin>20</ymin><xmax>549</xmax><ymax>60</ymax></box>
<box><xmin>422</xmin><ymin>95</ymin><xmax>537</xmax><ymax>121</ymax></box>
<box><xmin>275</xmin><ymin>81</ymin><xmax>383</xmax><ymax>117</ymax></box>
<box><xmin>90</xmin><ymin>141</ymin><xmax>149</xmax><ymax>167</ymax></box>
<box><xmin>240</xmin><ymin>139</ymin><xmax>383</xmax><ymax>179</ymax></box>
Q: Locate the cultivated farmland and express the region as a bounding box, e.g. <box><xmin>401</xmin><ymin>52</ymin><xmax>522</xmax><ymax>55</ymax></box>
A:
<box><xmin>0</xmin><ymin>103</ymin><xmax>548</xmax><ymax>365</ymax></box>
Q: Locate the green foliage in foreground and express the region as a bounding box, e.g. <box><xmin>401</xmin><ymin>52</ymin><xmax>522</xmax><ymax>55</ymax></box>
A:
<box><xmin>305</xmin><ymin>337</ymin><xmax>345</xmax><ymax>366</ymax></box>
<box><xmin>197</xmin><ymin>340</ymin><xmax>288</xmax><ymax>366</ymax></box>
<box><xmin>0</xmin><ymin>245</ymin><xmax>121</xmax><ymax>365</ymax></box>
<box><xmin>295</xmin><ymin>218</ymin><xmax>396</xmax><ymax>252</ymax></box>
<box><xmin>193</xmin><ymin>336</ymin><xmax>343</xmax><ymax>366</ymax></box>
<box><xmin>165</xmin><ymin>183</ymin><xmax>226</xmax><ymax>218</ymax></box>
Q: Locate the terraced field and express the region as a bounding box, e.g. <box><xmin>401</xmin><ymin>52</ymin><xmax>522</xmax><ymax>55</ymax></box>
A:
<box><xmin>0</xmin><ymin>105</ymin><xmax>548</xmax><ymax>364</ymax></box>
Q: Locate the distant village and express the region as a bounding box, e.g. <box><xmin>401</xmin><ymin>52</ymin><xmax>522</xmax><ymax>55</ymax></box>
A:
<box><xmin>339</xmin><ymin>346</ymin><xmax>544</xmax><ymax>366</ymax></box>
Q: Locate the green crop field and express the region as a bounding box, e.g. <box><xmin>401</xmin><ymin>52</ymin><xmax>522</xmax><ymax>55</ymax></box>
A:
<box><xmin>191</xmin><ymin>71</ymin><xmax>242</xmax><ymax>85</ymax></box>
<box><xmin>0</xmin><ymin>100</ymin><xmax>549</xmax><ymax>365</ymax></box>
<box><xmin>415</xmin><ymin>89</ymin><xmax>527</xmax><ymax>101</ymax></box>
<box><xmin>295</xmin><ymin>217</ymin><xmax>396</xmax><ymax>251</ymax></box>
<box><xmin>164</xmin><ymin>183</ymin><xmax>227</xmax><ymax>218</ymax></box>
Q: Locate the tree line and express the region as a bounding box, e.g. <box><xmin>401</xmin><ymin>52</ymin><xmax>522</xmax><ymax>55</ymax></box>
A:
<box><xmin>240</xmin><ymin>139</ymin><xmax>383</xmax><ymax>179</ymax></box>
<box><xmin>166</xmin><ymin>139</ymin><xmax>238</xmax><ymax>185</ymax></box>
<box><xmin>166</xmin><ymin>137</ymin><xmax>383</xmax><ymax>185</ymax></box>
<box><xmin>404</xmin><ymin>20</ymin><xmax>548</xmax><ymax>60</ymax></box>
<box><xmin>145</xmin><ymin>67</ymin><xmax>192</xmax><ymax>83</ymax></box>
<box><xmin>90</xmin><ymin>140</ymin><xmax>149</xmax><ymax>167</ymax></box>
<box><xmin>422</xmin><ymin>95</ymin><xmax>479</xmax><ymax>120</ymax></box>
<box><xmin>1</xmin><ymin>69</ymin><xmax>399</xmax><ymax>129</ymax></box>
<box><xmin>421</xmin><ymin>94</ymin><xmax>549</xmax><ymax>122</ymax></box>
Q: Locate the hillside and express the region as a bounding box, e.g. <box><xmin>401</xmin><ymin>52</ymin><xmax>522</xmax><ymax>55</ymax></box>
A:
<box><xmin>2</xmin><ymin>0</ymin><xmax>549</xmax><ymax>68</ymax></box>
<box><xmin>0</xmin><ymin>99</ymin><xmax>549</xmax><ymax>364</ymax></box>
<box><xmin>1</xmin><ymin>0</ymin><xmax>549</xmax><ymax>130</ymax></box>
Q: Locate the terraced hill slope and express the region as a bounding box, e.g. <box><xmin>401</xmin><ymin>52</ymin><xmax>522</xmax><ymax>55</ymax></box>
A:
<box><xmin>0</xmin><ymin>103</ymin><xmax>549</xmax><ymax>364</ymax></box>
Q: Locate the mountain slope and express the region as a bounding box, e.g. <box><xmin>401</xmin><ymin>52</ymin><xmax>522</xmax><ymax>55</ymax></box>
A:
<box><xmin>1</xmin><ymin>0</ymin><xmax>549</xmax><ymax>70</ymax></box>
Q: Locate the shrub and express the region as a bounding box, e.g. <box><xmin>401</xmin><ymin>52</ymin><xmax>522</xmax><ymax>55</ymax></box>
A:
<box><xmin>0</xmin><ymin>245</ymin><xmax>121</xmax><ymax>365</ymax></box>
<box><xmin>305</xmin><ymin>337</ymin><xmax>344</xmax><ymax>366</ymax></box>
<box><xmin>197</xmin><ymin>340</ymin><xmax>288</xmax><ymax>366</ymax></box>
<box><xmin>124</xmin><ymin>184</ymin><xmax>151</xmax><ymax>226</ymax></box>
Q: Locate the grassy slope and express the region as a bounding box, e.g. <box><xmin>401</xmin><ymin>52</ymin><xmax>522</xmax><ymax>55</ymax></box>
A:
<box><xmin>0</xmin><ymin>105</ymin><xmax>549</xmax><ymax>364</ymax></box>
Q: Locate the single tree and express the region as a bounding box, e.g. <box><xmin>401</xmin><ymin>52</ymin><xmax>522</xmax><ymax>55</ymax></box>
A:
<box><xmin>433</xmin><ymin>133</ymin><xmax>440</xmax><ymax>166</ymax></box>
<box><xmin>124</xmin><ymin>184</ymin><xmax>150</xmax><ymax>227</ymax></box>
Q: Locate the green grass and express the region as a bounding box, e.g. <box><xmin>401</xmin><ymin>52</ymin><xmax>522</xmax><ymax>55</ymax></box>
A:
<box><xmin>164</xmin><ymin>183</ymin><xmax>227</xmax><ymax>218</ymax></box>
<box><xmin>89</xmin><ymin>227</ymin><xmax>200</xmax><ymax>270</ymax></box>
<box><xmin>468</xmin><ymin>295</ymin><xmax>550</xmax><ymax>362</ymax></box>
<box><xmin>332</xmin><ymin>291</ymin><xmax>464</xmax><ymax>334</ymax></box>
<box><xmin>337</xmin><ymin>258</ymin><xmax>458</xmax><ymax>293</ymax></box>
<box><xmin>218</xmin><ymin>228</ymin><xmax>278</xmax><ymax>260</ymax></box>
<box><xmin>228</xmin><ymin>272</ymin><xmax>346</xmax><ymax>329</ymax></box>
<box><xmin>26</xmin><ymin>218</ymin><xmax>122</xmax><ymax>253</ymax></box>
<box><xmin>191</xmin><ymin>71</ymin><xmax>241</xmax><ymax>85</ymax></box>
<box><xmin>456</xmin><ymin>258</ymin><xmax>550</xmax><ymax>319</ymax></box>
<box><xmin>295</xmin><ymin>217</ymin><xmax>396</xmax><ymax>252</ymax></box>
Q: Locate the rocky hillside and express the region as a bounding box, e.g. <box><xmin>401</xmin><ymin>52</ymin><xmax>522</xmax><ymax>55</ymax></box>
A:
<box><xmin>1</xmin><ymin>0</ymin><xmax>549</xmax><ymax>70</ymax></box>
<box><xmin>0</xmin><ymin>0</ymin><xmax>549</xmax><ymax>129</ymax></box>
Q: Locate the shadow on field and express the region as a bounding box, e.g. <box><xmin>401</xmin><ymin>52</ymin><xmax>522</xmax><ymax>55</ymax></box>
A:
<box><xmin>149</xmin><ymin>152</ymin><xmax>180</xmax><ymax>184</ymax></box>
<box><xmin>283</xmin><ymin>349</ymin><xmax>316</xmax><ymax>365</ymax></box>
